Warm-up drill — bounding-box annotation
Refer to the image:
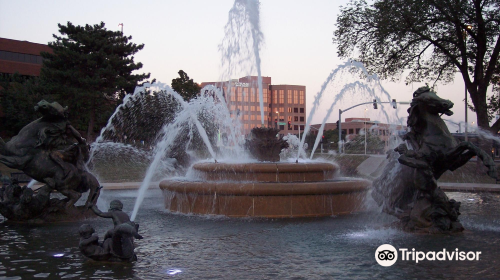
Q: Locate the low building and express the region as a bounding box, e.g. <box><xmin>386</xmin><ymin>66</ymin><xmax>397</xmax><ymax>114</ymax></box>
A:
<box><xmin>0</xmin><ymin>38</ymin><xmax>51</xmax><ymax>77</ymax></box>
<box><xmin>311</xmin><ymin>118</ymin><xmax>407</xmax><ymax>151</ymax></box>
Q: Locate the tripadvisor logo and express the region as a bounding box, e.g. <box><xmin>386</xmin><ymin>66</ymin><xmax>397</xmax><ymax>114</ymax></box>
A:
<box><xmin>375</xmin><ymin>244</ymin><xmax>482</xmax><ymax>267</ymax></box>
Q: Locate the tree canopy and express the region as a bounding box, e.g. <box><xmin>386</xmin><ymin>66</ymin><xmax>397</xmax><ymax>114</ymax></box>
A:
<box><xmin>334</xmin><ymin>0</ymin><xmax>500</xmax><ymax>132</ymax></box>
<box><xmin>171</xmin><ymin>70</ymin><xmax>201</xmax><ymax>101</ymax></box>
<box><xmin>40</xmin><ymin>21</ymin><xmax>150</xmax><ymax>140</ymax></box>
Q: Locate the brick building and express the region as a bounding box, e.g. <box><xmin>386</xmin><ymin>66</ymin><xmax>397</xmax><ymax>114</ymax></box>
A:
<box><xmin>311</xmin><ymin>118</ymin><xmax>406</xmax><ymax>150</ymax></box>
<box><xmin>0</xmin><ymin>38</ymin><xmax>51</xmax><ymax>77</ymax></box>
<box><xmin>201</xmin><ymin>76</ymin><xmax>306</xmax><ymax>136</ymax></box>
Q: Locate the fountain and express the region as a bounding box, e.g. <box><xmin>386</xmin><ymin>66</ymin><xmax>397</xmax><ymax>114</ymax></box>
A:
<box><xmin>159</xmin><ymin>127</ymin><xmax>370</xmax><ymax>218</ymax></box>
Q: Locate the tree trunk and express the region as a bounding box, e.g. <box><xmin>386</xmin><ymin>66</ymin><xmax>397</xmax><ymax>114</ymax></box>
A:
<box><xmin>87</xmin><ymin>102</ymin><xmax>95</xmax><ymax>142</ymax></box>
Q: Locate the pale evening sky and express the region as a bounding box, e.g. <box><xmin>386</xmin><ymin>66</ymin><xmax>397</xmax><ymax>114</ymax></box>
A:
<box><xmin>0</xmin><ymin>0</ymin><xmax>481</xmax><ymax>132</ymax></box>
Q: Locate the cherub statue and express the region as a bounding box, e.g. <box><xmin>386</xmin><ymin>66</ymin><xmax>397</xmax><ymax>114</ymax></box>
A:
<box><xmin>80</xmin><ymin>200</ymin><xmax>142</xmax><ymax>261</ymax></box>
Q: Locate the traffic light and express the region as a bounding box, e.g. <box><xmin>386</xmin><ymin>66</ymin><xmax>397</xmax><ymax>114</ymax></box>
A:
<box><xmin>392</xmin><ymin>99</ymin><xmax>397</xmax><ymax>109</ymax></box>
<box><xmin>275</xmin><ymin>118</ymin><xmax>278</xmax><ymax>128</ymax></box>
<box><xmin>373</xmin><ymin>99</ymin><xmax>378</xmax><ymax>109</ymax></box>
<box><xmin>321</xmin><ymin>135</ymin><xmax>325</xmax><ymax>143</ymax></box>
<box><xmin>336</xmin><ymin>120</ymin><xmax>340</xmax><ymax>129</ymax></box>
<box><xmin>288</xmin><ymin>121</ymin><xmax>291</xmax><ymax>130</ymax></box>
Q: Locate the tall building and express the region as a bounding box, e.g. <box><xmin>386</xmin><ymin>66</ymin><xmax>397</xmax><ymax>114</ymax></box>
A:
<box><xmin>0</xmin><ymin>38</ymin><xmax>51</xmax><ymax>77</ymax></box>
<box><xmin>201</xmin><ymin>76</ymin><xmax>306</xmax><ymax>136</ymax></box>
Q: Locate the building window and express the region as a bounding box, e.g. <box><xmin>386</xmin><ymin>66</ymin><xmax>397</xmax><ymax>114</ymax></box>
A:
<box><xmin>279</xmin><ymin>90</ymin><xmax>284</xmax><ymax>104</ymax></box>
<box><xmin>349</xmin><ymin>129</ymin><xmax>353</xmax><ymax>134</ymax></box>
<box><xmin>237</xmin><ymin>89</ymin><xmax>242</xmax><ymax>102</ymax></box>
<box><xmin>279</xmin><ymin>125</ymin><xmax>285</xmax><ymax>130</ymax></box>
<box><xmin>244</xmin><ymin>106</ymin><xmax>248</xmax><ymax>111</ymax></box>
<box><xmin>294</xmin><ymin>125</ymin><xmax>298</xmax><ymax>131</ymax></box>
<box><xmin>244</xmin><ymin>124</ymin><xmax>249</xmax><ymax>130</ymax></box>
<box><xmin>300</xmin><ymin>125</ymin><xmax>304</xmax><ymax>131</ymax></box>
<box><xmin>300</xmin><ymin>117</ymin><xmax>304</xmax><ymax>122</ymax></box>
<box><xmin>230</xmin><ymin>105</ymin><xmax>236</xmax><ymax>110</ymax></box>
<box><xmin>243</xmin><ymin>115</ymin><xmax>248</xmax><ymax>120</ymax></box>
<box><xmin>287</xmin><ymin>107</ymin><xmax>292</xmax><ymax>113</ymax></box>
<box><xmin>294</xmin><ymin>90</ymin><xmax>298</xmax><ymax>104</ymax></box>
<box><xmin>288</xmin><ymin>116</ymin><xmax>292</xmax><ymax>121</ymax></box>
<box><xmin>300</xmin><ymin>108</ymin><xmax>304</xmax><ymax>113</ymax></box>
<box><xmin>299</xmin><ymin>91</ymin><xmax>304</xmax><ymax>104</ymax></box>
<box><xmin>231</xmin><ymin>92</ymin><xmax>236</xmax><ymax>101</ymax></box>
<box><xmin>356</xmin><ymin>128</ymin><xmax>360</xmax><ymax>134</ymax></box>
<box><xmin>273</xmin><ymin>90</ymin><xmax>278</xmax><ymax>104</ymax></box>
<box><xmin>294</xmin><ymin>108</ymin><xmax>298</xmax><ymax>113</ymax></box>
<box><xmin>257</xmin><ymin>115</ymin><xmax>261</xmax><ymax>121</ymax></box>
<box><xmin>250</xmin><ymin>88</ymin><xmax>256</xmax><ymax>102</ymax></box>
<box><xmin>287</xmin><ymin>90</ymin><xmax>292</xmax><ymax>104</ymax></box>
<box><xmin>243</xmin><ymin>88</ymin><xmax>248</xmax><ymax>102</ymax></box>
<box><xmin>251</xmin><ymin>106</ymin><xmax>255</xmax><ymax>111</ymax></box>
<box><xmin>294</xmin><ymin>116</ymin><xmax>298</xmax><ymax>121</ymax></box>
<box><xmin>251</xmin><ymin>115</ymin><xmax>255</xmax><ymax>120</ymax></box>
<box><xmin>263</xmin><ymin>89</ymin><xmax>268</xmax><ymax>102</ymax></box>
<box><xmin>279</xmin><ymin>107</ymin><xmax>284</xmax><ymax>113</ymax></box>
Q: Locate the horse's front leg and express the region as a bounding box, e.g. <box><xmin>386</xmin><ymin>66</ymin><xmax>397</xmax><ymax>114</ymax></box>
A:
<box><xmin>59</xmin><ymin>188</ymin><xmax>82</xmax><ymax>209</ymax></box>
<box><xmin>446</xmin><ymin>142</ymin><xmax>497</xmax><ymax>179</ymax></box>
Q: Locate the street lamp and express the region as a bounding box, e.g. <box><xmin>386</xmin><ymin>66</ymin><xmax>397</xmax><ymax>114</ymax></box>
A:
<box><xmin>364</xmin><ymin>108</ymin><xmax>368</xmax><ymax>155</ymax></box>
<box><xmin>276</xmin><ymin>111</ymin><xmax>279</xmax><ymax>129</ymax></box>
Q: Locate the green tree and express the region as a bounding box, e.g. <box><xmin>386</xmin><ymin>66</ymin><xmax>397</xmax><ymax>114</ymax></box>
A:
<box><xmin>40</xmin><ymin>21</ymin><xmax>150</xmax><ymax>140</ymax></box>
<box><xmin>334</xmin><ymin>0</ymin><xmax>500</xmax><ymax>133</ymax></box>
<box><xmin>0</xmin><ymin>74</ymin><xmax>43</xmax><ymax>137</ymax></box>
<box><xmin>171</xmin><ymin>70</ymin><xmax>201</xmax><ymax>101</ymax></box>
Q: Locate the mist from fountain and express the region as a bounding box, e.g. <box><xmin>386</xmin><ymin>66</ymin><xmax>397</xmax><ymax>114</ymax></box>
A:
<box><xmin>219</xmin><ymin>0</ymin><xmax>265</xmax><ymax>125</ymax></box>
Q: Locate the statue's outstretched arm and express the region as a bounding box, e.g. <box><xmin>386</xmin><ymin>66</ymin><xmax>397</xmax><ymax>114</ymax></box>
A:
<box><xmin>67</xmin><ymin>124</ymin><xmax>86</xmax><ymax>144</ymax></box>
<box><xmin>90</xmin><ymin>205</ymin><xmax>113</xmax><ymax>218</ymax></box>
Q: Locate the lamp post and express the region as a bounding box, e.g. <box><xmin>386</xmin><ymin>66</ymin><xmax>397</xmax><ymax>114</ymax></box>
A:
<box><xmin>276</xmin><ymin>111</ymin><xmax>279</xmax><ymax>129</ymax></box>
<box><xmin>364</xmin><ymin>108</ymin><xmax>368</xmax><ymax>155</ymax></box>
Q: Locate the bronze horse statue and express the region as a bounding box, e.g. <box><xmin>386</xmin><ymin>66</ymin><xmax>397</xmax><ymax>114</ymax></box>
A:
<box><xmin>0</xmin><ymin>100</ymin><xmax>100</xmax><ymax>209</ymax></box>
<box><xmin>372</xmin><ymin>87</ymin><xmax>496</xmax><ymax>233</ymax></box>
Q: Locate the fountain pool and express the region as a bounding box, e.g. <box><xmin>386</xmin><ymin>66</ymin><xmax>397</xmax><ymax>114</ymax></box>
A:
<box><xmin>1</xmin><ymin>189</ymin><xmax>499</xmax><ymax>279</ymax></box>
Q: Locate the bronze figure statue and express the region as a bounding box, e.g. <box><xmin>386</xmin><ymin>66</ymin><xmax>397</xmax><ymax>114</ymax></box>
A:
<box><xmin>0</xmin><ymin>100</ymin><xmax>101</xmax><ymax>221</ymax></box>
<box><xmin>372</xmin><ymin>87</ymin><xmax>497</xmax><ymax>233</ymax></box>
<box><xmin>79</xmin><ymin>200</ymin><xmax>142</xmax><ymax>262</ymax></box>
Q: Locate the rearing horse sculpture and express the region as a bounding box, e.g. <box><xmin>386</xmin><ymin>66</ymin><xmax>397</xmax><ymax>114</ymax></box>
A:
<box><xmin>0</xmin><ymin>100</ymin><xmax>100</xmax><ymax>210</ymax></box>
<box><xmin>372</xmin><ymin>87</ymin><xmax>496</xmax><ymax>233</ymax></box>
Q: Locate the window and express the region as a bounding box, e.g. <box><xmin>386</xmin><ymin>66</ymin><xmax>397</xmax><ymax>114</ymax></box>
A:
<box><xmin>300</xmin><ymin>117</ymin><xmax>304</xmax><ymax>122</ymax></box>
<box><xmin>243</xmin><ymin>115</ymin><xmax>248</xmax><ymax>120</ymax></box>
<box><xmin>294</xmin><ymin>116</ymin><xmax>298</xmax><ymax>121</ymax></box>
<box><xmin>243</xmin><ymin>88</ymin><xmax>248</xmax><ymax>102</ymax></box>
<box><xmin>273</xmin><ymin>90</ymin><xmax>278</xmax><ymax>103</ymax></box>
<box><xmin>288</xmin><ymin>116</ymin><xmax>292</xmax><ymax>121</ymax></box>
<box><xmin>299</xmin><ymin>91</ymin><xmax>304</xmax><ymax>104</ymax></box>
<box><xmin>294</xmin><ymin>90</ymin><xmax>298</xmax><ymax>104</ymax></box>
<box><xmin>251</xmin><ymin>115</ymin><xmax>255</xmax><ymax>120</ymax></box>
<box><xmin>294</xmin><ymin>125</ymin><xmax>298</xmax><ymax>131</ymax></box>
<box><xmin>349</xmin><ymin>129</ymin><xmax>353</xmax><ymax>134</ymax></box>
<box><xmin>244</xmin><ymin>106</ymin><xmax>248</xmax><ymax>111</ymax></box>
<box><xmin>257</xmin><ymin>115</ymin><xmax>261</xmax><ymax>121</ymax></box>
<box><xmin>263</xmin><ymin>89</ymin><xmax>268</xmax><ymax>102</ymax></box>
<box><xmin>251</xmin><ymin>106</ymin><xmax>255</xmax><ymax>111</ymax></box>
<box><xmin>356</xmin><ymin>128</ymin><xmax>360</xmax><ymax>134</ymax></box>
<box><xmin>300</xmin><ymin>108</ymin><xmax>304</xmax><ymax>113</ymax></box>
<box><xmin>287</xmin><ymin>90</ymin><xmax>292</xmax><ymax>104</ymax></box>
<box><xmin>294</xmin><ymin>108</ymin><xmax>298</xmax><ymax>113</ymax></box>
<box><xmin>250</xmin><ymin>88</ymin><xmax>255</xmax><ymax>102</ymax></box>
<box><xmin>279</xmin><ymin>107</ymin><xmax>284</xmax><ymax>113</ymax></box>
<box><xmin>279</xmin><ymin>125</ymin><xmax>285</xmax><ymax>130</ymax></box>
<box><xmin>237</xmin><ymin>88</ymin><xmax>242</xmax><ymax>102</ymax></box>
<box><xmin>244</xmin><ymin>124</ymin><xmax>249</xmax><ymax>130</ymax></box>
<box><xmin>279</xmin><ymin>90</ymin><xmax>284</xmax><ymax>104</ymax></box>
<box><xmin>300</xmin><ymin>125</ymin><xmax>304</xmax><ymax>131</ymax></box>
<box><xmin>287</xmin><ymin>107</ymin><xmax>292</xmax><ymax>113</ymax></box>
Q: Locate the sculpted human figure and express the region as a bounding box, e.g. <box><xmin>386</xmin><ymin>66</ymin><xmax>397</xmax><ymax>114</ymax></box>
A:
<box><xmin>78</xmin><ymin>224</ymin><xmax>113</xmax><ymax>261</ymax></box>
<box><xmin>0</xmin><ymin>100</ymin><xmax>100</xmax><ymax>212</ymax></box>
<box><xmin>84</xmin><ymin>200</ymin><xmax>142</xmax><ymax>261</ymax></box>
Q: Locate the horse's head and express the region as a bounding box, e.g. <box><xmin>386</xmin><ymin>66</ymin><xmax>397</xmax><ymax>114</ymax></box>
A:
<box><xmin>35</xmin><ymin>100</ymin><xmax>68</xmax><ymax>120</ymax></box>
<box><xmin>407</xmin><ymin>87</ymin><xmax>453</xmax><ymax>127</ymax></box>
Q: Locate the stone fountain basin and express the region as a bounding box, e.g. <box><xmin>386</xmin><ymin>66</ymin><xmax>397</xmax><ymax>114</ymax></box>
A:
<box><xmin>160</xmin><ymin>161</ymin><xmax>371</xmax><ymax>218</ymax></box>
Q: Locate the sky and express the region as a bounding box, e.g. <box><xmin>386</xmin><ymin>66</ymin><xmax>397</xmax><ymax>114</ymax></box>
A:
<box><xmin>0</xmin><ymin>0</ymin><xmax>483</xmax><ymax>132</ymax></box>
